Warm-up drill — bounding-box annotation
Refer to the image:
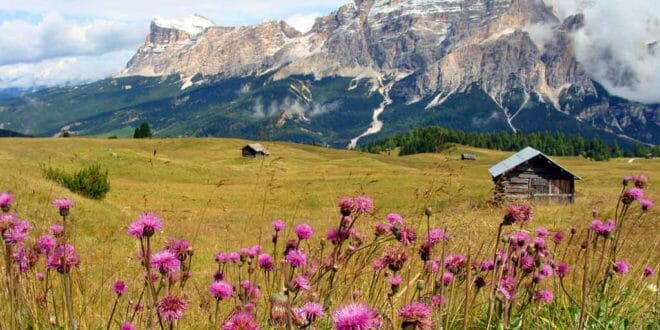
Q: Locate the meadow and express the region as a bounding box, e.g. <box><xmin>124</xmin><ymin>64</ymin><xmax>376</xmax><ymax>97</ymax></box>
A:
<box><xmin>0</xmin><ymin>138</ymin><xmax>657</xmax><ymax>329</ymax></box>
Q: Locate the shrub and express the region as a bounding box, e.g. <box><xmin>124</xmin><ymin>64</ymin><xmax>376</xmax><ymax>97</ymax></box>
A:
<box><xmin>41</xmin><ymin>163</ymin><xmax>110</xmax><ymax>199</ymax></box>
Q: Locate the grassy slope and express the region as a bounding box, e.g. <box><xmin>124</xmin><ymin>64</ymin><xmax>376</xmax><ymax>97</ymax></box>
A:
<box><xmin>0</xmin><ymin>138</ymin><xmax>657</xmax><ymax>326</ymax></box>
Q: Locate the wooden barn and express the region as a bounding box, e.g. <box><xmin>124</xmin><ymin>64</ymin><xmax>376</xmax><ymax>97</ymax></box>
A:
<box><xmin>242</xmin><ymin>143</ymin><xmax>270</xmax><ymax>158</ymax></box>
<box><xmin>488</xmin><ymin>147</ymin><xmax>581</xmax><ymax>203</ymax></box>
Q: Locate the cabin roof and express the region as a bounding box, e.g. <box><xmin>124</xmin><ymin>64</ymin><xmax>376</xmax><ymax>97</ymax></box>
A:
<box><xmin>488</xmin><ymin>147</ymin><xmax>581</xmax><ymax>180</ymax></box>
<box><xmin>244</xmin><ymin>143</ymin><xmax>269</xmax><ymax>154</ymax></box>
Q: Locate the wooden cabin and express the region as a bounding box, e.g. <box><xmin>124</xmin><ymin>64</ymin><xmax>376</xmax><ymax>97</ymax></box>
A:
<box><xmin>488</xmin><ymin>147</ymin><xmax>581</xmax><ymax>203</ymax></box>
<box><xmin>461</xmin><ymin>153</ymin><xmax>477</xmax><ymax>161</ymax></box>
<box><xmin>242</xmin><ymin>143</ymin><xmax>270</xmax><ymax>158</ymax></box>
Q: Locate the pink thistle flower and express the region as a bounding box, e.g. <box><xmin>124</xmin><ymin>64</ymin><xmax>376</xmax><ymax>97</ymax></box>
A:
<box><xmin>441</xmin><ymin>272</ymin><xmax>454</xmax><ymax>286</ymax></box>
<box><xmin>533</xmin><ymin>237</ymin><xmax>547</xmax><ymax>251</ymax></box>
<box><xmin>396</xmin><ymin>225</ymin><xmax>416</xmax><ymax>246</ymax></box>
<box><xmin>120</xmin><ymin>322</ymin><xmax>136</xmax><ymax>330</ymax></box>
<box><xmin>521</xmin><ymin>254</ymin><xmax>535</xmax><ymax>273</ymax></box>
<box><xmin>372</xmin><ymin>258</ymin><xmax>386</xmax><ymax>270</ymax></box>
<box><xmin>286</xmin><ymin>249</ymin><xmax>307</xmax><ymax>268</ymax></box>
<box><xmin>509</xmin><ymin>231</ymin><xmax>531</xmax><ymax>249</ymax></box>
<box><xmin>535</xmin><ymin>227</ymin><xmax>549</xmax><ymax>237</ymax></box>
<box><xmin>377</xmin><ymin>246</ymin><xmax>409</xmax><ymax>272</ymax></box>
<box><xmin>444</xmin><ymin>254</ymin><xmax>467</xmax><ymax>274</ymax></box>
<box><xmin>164</xmin><ymin>237</ymin><xmax>192</xmax><ymax>261</ymax></box>
<box><xmin>150</xmin><ymin>250</ymin><xmax>181</xmax><ymax>275</ymax></box>
<box><xmin>481</xmin><ymin>260</ymin><xmax>495</xmax><ymax>271</ymax></box>
<box><xmin>534</xmin><ymin>290</ymin><xmax>554</xmax><ymax>304</ymax></box>
<box><xmin>228</xmin><ymin>252</ymin><xmax>240</xmax><ymax>263</ymax></box>
<box><xmin>388</xmin><ymin>275</ymin><xmax>403</xmax><ymax>287</ymax></box>
<box><xmin>387</xmin><ymin>213</ymin><xmax>404</xmax><ymax>226</ymax></box>
<box><xmin>556</xmin><ymin>262</ymin><xmax>570</xmax><ymax>278</ymax></box>
<box><xmin>46</xmin><ymin>244</ymin><xmax>79</xmax><ymax>273</ymax></box>
<box><xmin>503</xmin><ymin>203</ymin><xmax>533</xmax><ymax>225</ymax></box>
<box><xmin>3</xmin><ymin>219</ymin><xmax>30</xmax><ymax>244</ymax></box>
<box><xmin>641</xmin><ymin>199</ymin><xmax>653</xmax><ymax>211</ymax></box>
<box><xmin>374</xmin><ymin>223</ymin><xmax>392</xmax><ymax>237</ymax></box>
<box><xmin>294</xmin><ymin>302</ymin><xmax>325</xmax><ymax>323</ymax></box>
<box><xmin>474</xmin><ymin>276</ymin><xmax>487</xmax><ymax>289</ymax></box>
<box><xmin>497</xmin><ymin>275</ymin><xmax>517</xmax><ymax>301</ymax></box>
<box><xmin>633</xmin><ymin>174</ymin><xmax>648</xmax><ymax>188</ymax></box>
<box><xmin>292</xmin><ymin>275</ymin><xmax>312</xmax><ymax>291</ymax></box>
<box><xmin>332</xmin><ymin>302</ymin><xmax>380</xmax><ymax>330</ymax></box>
<box><xmin>427</xmin><ymin>228</ymin><xmax>452</xmax><ymax>245</ymax></box>
<box><xmin>156</xmin><ymin>294</ymin><xmax>188</xmax><ymax>322</ymax></box>
<box><xmin>257</xmin><ymin>253</ymin><xmax>274</xmax><ymax>271</ymax></box>
<box><xmin>431</xmin><ymin>295</ymin><xmax>448</xmax><ymax>306</ymax></box>
<box><xmin>354</xmin><ymin>196</ymin><xmax>374</xmax><ymax>213</ymax></box>
<box><xmin>222</xmin><ymin>311</ymin><xmax>261</xmax><ymax>330</ymax></box>
<box><xmin>613</xmin><ymin>260</ymin><xmax>629</xmax><ymax>275</ymax></box>
<box><xmin>643</xmin><ymin>267</ymin><xmax>655</xmax><ymax>277</ymax></box>
<box><xmin>113</xmin><ymin>280</ymin><xmax>127</xmax><ymax>296</ymax></box>
<box><xmin>52</xmin><ymin>198</ymin><xmax>73</xmax><ymax>216</ymax></box>
<box><xmin>0</xmin><ymin>192</ymin><xmax>13</xmax><ymax>212</ymax></box>
<box><xmin>622</xmin><ymin>188</ymin><xmax>645</xmax><ymax>204</ymax></box>
<box><xmin>399</xmin><ymin>301</ymin><xmax>433</xmax><ymax>330</ymax></box>
<box><xmin>127</xmin><ymin>213</ymin><xmax>163</xmax><ymax>239</ymax></box>
<box><xmin>294</xmin><ymin>223</ymin><xmax>314</xmax><ymax>240</ymax></box>
<box><xmin>209</xmin><ymin>280</ymin><xmax>234</xmax><ymax>300</ymax></box>
<box><xmin>272</xmin><ymin>219</ymin><xmax>285</xmax><ymax>232</ymax></box>
<box><xmin>241</xmin><ymin>245</ymin><xmax>262</xmax><ymax>258</ymax></box>
<box><xmin>36</xmin><ymin>272</ymin><xmax>45</xmax><ymax>281</ymax></box>
<box><xmin>338</xmin><ymin>197</ymin><xmax>356</xmax><ymax>216</ymax></box>
<box><xmin>539</xmin><ymin>264</ymin><xmax>554</xmax><ymax>278</ymax></box>
<box><xmin>590</xmin><ymin>219</ymin><xmax>616</xmax><ymax>238</ymax></box>
<box><xmin>14</xmin><ymin>246</ymin><xmax>33</xmax><ymax>273</ymax></box>
<box><xmin>36</xmin><ymin>234</ymin><xmax>56</xmax><ymax>253</ymax></box>
<box><xmin>49</xmin><ymin>224</ymin><xmax>64</xmax><ymax>236</ymax></box>
<box><xmin>326</xmin><ymin>228</ymin><xmax>340</xmax><ymax>244</ymax></box>
<box><xmin>551</xmin><ymin>231</ymin><xmax>565</xmax><ymax>244</ymax></box>
<box><xmin>215</xmin><ymin>252</ymin><xmax>231</xmax><ymax>264</ymax></box>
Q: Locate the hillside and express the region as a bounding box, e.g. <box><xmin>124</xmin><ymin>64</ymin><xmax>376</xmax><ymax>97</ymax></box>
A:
<box><xmin>0</xmin><ymin>137</ymin><xmax>656</xmax><ymax>251</ymax></box>
<box><xmin>0</xmin><ymin>138</ymin><xmax>657</xmax><ymax>327</ymax></box>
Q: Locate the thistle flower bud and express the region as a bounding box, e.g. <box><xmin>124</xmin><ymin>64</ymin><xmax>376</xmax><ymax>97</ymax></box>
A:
<box><xmin>269</xmin><ymin>294</ymin><xmax>288</xmax><ymax>326</ymax></box>
<box><xmin>416</xmin><ymin>279</ymin><xmax>425</xmax><ymax>291</ymax></box>
<box><xmin>424</xmin><ymin>207</ymin><xmax>433</xmax><ymax>217</ymax></box>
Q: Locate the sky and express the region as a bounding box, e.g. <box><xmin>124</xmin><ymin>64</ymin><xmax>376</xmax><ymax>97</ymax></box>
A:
<box><xmin>0</xmin><ymin>0</ymin><xmax>658</xmax><ymax>104</ymax></box>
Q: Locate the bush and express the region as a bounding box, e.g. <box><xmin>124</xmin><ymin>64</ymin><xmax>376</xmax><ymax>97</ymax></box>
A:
<box><xmin>41</xmin><ymin>163</ymin><xmax>110</xmax><ymax>199</ymax></box>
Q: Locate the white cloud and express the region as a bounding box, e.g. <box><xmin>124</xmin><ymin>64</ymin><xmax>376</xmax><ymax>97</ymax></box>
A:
<box><xmin>0</xmin><ymin>12</ymin><xmax>143</xmax><ymax>65</ymax></box>
<box><xmin>284</xmin><ymin>13</ymin><xmax>321</xmax><ymax>33</ymax></box>
<box><xmin>544</xmin><ymin>0</ymin><xmax>660</xmax><ymax>103</ymax></box>
<box><xmin>0</xmin><ymin>50</ymin><xmax>135</xmax><ymax>88</ymax></box>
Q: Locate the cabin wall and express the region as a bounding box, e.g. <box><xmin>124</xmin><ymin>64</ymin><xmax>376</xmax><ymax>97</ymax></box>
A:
<box><xmin>494</xmin><ymin>158</ymin><xmax>575</xmax><ymax>203</ymax></box>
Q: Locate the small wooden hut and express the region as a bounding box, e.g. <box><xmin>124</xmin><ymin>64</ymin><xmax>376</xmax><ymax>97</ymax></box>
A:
<box><xmin>489</xmin><ymin>147</ymin><xmax>581</xmax><ymax>203</ymax></box>
<box><xmin>461</xmin><ymin>153</ymin><xmax>477</xmax><ymax>161</ymax></box>
<box><xmin>242</xmin><ymin>143</ymin><xmax>270</xmax><ymax>158</ymax></box>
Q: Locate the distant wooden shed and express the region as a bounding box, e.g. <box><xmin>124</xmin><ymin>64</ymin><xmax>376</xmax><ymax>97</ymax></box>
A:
<box><xmin>242</xmin><ymin>143</ymin><xmax>270</xmax><ymax>158</ymax></box>
<box><xmin>461</xmin><ymin>153</ymin><xmax>477</xmax><ymax>161</ymax></box>
<box><xmin>489</xmin><ymin>147</ymin><xmax>581</xmax><ymax>203</ymax></box>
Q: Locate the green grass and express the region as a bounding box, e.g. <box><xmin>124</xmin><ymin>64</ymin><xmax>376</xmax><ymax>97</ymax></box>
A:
<box><xmin>0</xmin><ymin>137</ymin><xmax>657</xmax><ymax>328</ymax></box>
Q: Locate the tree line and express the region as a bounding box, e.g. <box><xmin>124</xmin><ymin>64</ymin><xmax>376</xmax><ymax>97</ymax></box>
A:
<box><xmin>359</xmin><ymin>127</ymin><xmax>658</xmax><ymax>161</ymax></box>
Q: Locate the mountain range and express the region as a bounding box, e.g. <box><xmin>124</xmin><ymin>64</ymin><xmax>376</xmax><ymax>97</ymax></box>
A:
<box><xmin>0</xmin><ymin>0</ymin><xmax>658</xmax><ymax>148</ymax></box>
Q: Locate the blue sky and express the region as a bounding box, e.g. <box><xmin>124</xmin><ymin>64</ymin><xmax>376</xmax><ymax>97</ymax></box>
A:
<box><xmin>0</xmin><ymin>0</ymin><xmax>346</xmax><ymax>88</ymax></box>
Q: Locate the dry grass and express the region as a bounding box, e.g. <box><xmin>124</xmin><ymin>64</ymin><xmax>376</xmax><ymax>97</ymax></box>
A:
<box><xmin>0</xmin><ymin>137</ymin><xmax>657</xmax><ymax>328</ymax></box>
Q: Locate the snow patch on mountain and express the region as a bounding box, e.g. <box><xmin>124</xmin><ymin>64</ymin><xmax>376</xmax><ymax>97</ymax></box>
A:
<box><xmin>152</xmin><ymin>14</ymin><xmax>215</xmax><ymax>36</ymax></box>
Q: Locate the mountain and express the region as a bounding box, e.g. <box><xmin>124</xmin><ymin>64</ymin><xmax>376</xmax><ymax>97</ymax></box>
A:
<box><xmin>0</xmin><ymin>0</ymin><xmax>657</xmax><ymax>147</ymax></box>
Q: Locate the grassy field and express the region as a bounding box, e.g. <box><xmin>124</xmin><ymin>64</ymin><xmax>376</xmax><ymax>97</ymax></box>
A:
<box><xmin>0</xmin><ymin>137</ymin><xmax>657</xmax><ymax>328</ymax></box>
